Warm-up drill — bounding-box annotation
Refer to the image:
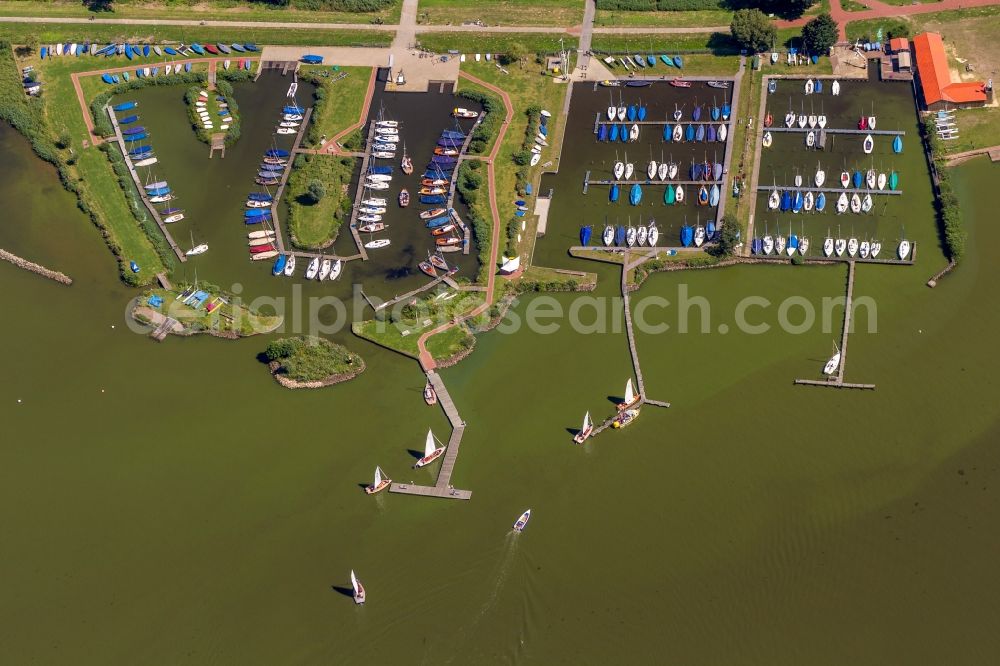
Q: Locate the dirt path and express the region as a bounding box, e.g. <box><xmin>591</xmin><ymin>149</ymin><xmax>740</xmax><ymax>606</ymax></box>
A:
<box><xmin>416</xmin><ymin>71</ymin><xmax>513</xmax><ymax>372</ymax></box>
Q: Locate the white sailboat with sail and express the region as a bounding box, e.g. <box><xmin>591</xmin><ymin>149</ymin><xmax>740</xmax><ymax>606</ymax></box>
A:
<box><xmin>365</xmin><ymin>466</ymin><xmax>391</xmax><ymax>495</ymax></box>
<box><xmin>573</xmin><ymin>411</ymin><xmax>594</xmax><ymax>444</ymax></box>
<box><xmin>413</xmin><ymin>428</ymin><xmax>446</xmax><ymax>468</ymax></box>
<box><xmin>618</xmin><ymin>378</ymin><xmax>640</xmax><ymax>411</ymax></box>
<box><xmin>351</xmin><ymin>570</ymin><xmax>366</xmax><ymax>605</ymax></box>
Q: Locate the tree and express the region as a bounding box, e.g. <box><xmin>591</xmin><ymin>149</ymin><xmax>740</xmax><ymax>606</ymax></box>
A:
<box><xmin>715</xmin><ymin>213</ymin><xmax>741</xmax><ymax>257</ymax></box>
<box><xmin>730</xmin><ymin>9</ymin><xmax>777</xmax><ymax>54</ymax></box>
<box><xmin>23</xmin><ymin>33</ymin><xmax>39</xmax><ymax>55</ymax></box>
<box><xmin>801</xmin><ymin>13</ymin><xmax>838</xmax><ymax>55</ymax></box>
<box><xmin>498</xmin><ymin>42</ymin><xmax>528</xmax><ymax>68</ymax></box>
<box><xmin>306</xmin><ymin>179</ymin><xmax>325</xmax><ymax>204</ymax></box>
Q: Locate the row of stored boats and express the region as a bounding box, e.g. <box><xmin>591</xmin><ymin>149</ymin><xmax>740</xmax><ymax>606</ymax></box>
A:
<box><xmin>101</xmin><ymin>61</ymin><xmax>196</xmax><ymax>85</ymax></box>
<box><xmin>610</xmin><ymin>181</ymin><xmax>721</xmax><ymax>208</ymax></box>
<box><xmin>42</xmin><ymin>41</ymin><xmax>259</xmax><ymax>60</ymax></box>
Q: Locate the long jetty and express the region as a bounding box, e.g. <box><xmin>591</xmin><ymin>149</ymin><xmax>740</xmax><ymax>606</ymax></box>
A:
<box><xmin>794</xmin><ymin>260</ymin><xmax>876</xmax><ymax>390</ymax></box>
<box><xmin>267</xmin><ymin>106</ymin><xmax>312</xmax><ymax>256</ymax></box>
<box><xmin>346</xmin><ymin>120</ymin><xmax>378</xmax><ymax>261</ymax></box>
<box><xmin>107</xmin><ymin>106</ymin><xmax>186</xmax><ymax>263</ymax></box>
<box><xmin>390</xmin><ymin>370</ymin><xmax>471</xmax><ymax>500</ymax></box>
<box><xmin>755</xmin><ymin>185</ymin><xmax>903</xmax><ymax>195</ymax></box>
<box><xmin>587</xmin><ymin>177</ymin><xmax>723</xmax><ymax>186</ymax></box>
<box><xmin>360</xmin><ymin>273</ymin><xmax>448</xmax><ymax>312</ymax></box>
<box><xmin>766</xmin><ymin>127</ymin><xmax>904</xmax><ymax>136</ymax></box>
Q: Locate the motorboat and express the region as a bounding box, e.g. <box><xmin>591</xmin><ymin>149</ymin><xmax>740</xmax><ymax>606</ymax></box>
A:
<box><xmin>365</xmin><ymin>239</ymin><xmax>391</xmax><ymax>249</ymax></box>
<box><xmin>612</xmin><ymin>408</ymin><xmax>639</xmax><ymax>429</ymax></box>
<box><xmin>513</xmin><ymin>509</ymin><xmax>531</xmax><ymax>533</ymax></box>
<box><xmin>832</xmin><ymin>80</ymin><xmax>840</xmax><ymax>95</ymax></box>
<box><xmin>452</xmin><ymin>107</ymin><xmax>478</xmax><ymax>118</ymax></box>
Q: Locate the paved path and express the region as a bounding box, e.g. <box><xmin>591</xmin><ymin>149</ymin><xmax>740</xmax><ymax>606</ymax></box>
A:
<box><xmin>5</xmin><ymin>0</ymin><xmax>1000</xmax><ymax>43</ymax></box>
<box><xmin>415</xmin><ymin>71</ymin><xmax>513</xmax><ymax>371</ymax></box>
<box><xmin>322</xmin><ymin>67</ymin><xmax>377</xmax><ymax>155</ymax></box>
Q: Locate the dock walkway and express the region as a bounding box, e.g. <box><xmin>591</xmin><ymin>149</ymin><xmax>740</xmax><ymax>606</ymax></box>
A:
<box><xmin>766</xmin><ymin>126</ymin><xmax>904</xmax><ymax>136</ymax></box>
<box><xmin>346</xmin><ymin>120</ymin><xmax>378</xmax><ymax>261</ymax></box>
<box><xmin>755</xmin><ymin>185</ymin><xmax>902</xmax><ymax>195</ymax></box>
<box><xmin>794</xmin><ymin>260</ymin><xmax>876</xmax><ymax>390</ymax></box>
<box><xmin>390</xmin><ymin>370</ymin><xmax>472</xmax><ymax>500</ymax></box>
<box><xmin>107</xmin><ymin>106</ymin><xmax>186</xmax><ymax>263</ymax></box>
<box><xmin>360</xmin><ymin>273</ymin><xmax>448</xmax><ymax>312</ymax></box>
<box><xmin>268</xmin><ymin>107</ymin><xmax>312</xmax><ymax>256</ymax></box>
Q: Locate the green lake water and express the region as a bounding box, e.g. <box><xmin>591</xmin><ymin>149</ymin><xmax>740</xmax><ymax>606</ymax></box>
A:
<box><xmin>1</xmin><ymin>74</ymin><xmax>1000</xmax><ymax>663</ymax></box>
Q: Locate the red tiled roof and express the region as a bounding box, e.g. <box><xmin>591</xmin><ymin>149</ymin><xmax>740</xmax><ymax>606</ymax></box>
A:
<box><xmin>912</xmin><ymin>32</ymin><xmax>987</xmax><ymax>105</ymax></box>
<box><xmin>889</xmin><ymin>37</ymin><xmax>909</xmax><ymax>53</ymax></box>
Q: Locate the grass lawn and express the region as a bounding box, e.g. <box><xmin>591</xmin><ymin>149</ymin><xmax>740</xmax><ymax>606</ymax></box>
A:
<box><xmin>140</xmin><ymin>287</ymin><xmax>283</xmax><ymax>336</ymax></box>
<box><xmin>352</xmin><ymin>291</ymin><xmax>483</xmax><ymax>360</ymax></box>
<box><xmin>418</xmin><ymin>0</ymin><xmax>584</xmax><ymax>27</ymax></box>
<box><xmin>0</xmin><ymin>22</ymin><xmax>393</xmax><ymax>47</ymax></box>
<box><xmin>298</xmin><ymin>65</ymin><xmax>371</xmax><ymax>148</ymax></box>
<box><xmin>0</xmin><ymin>0</ymin><xmax>402</xmax><ymax>24</ymax></box>
<box><xmin>285</xmin><ymin>154</ymin><xmax>356</xmax><ymax>249</ymax></box>
<box><xmin>590</xmin><ymin>32</ymin><xmax>739</xmax><ymax>55</ymax></box>
<box><xmin>22</xmin><ymin>54</ymin><xmax>167</xmax><ymax>282</ymax></box>
<box><xmin>457</xmin><ymin>59</ymin><xmax>572</xmax><ymax>266</ymax></box>
<box><xmin>841</xmin><ymin>0</ymin><xmax>870</xmax><ymax>12</ymax></box>
<box><xmin>264</xmin><ymin>336</ymin><xmax>364</xmax><ymax>383</ymax></box>
<box><xmin>515</xmin><ymin>265</ymin><xmax>597</xmax><ymax>290</ymax></box>
<box><xmin>727</xmin><ymin>67</ymin><xmax>763</xmax><ymax>237</ymax></box>
<box><xmin>417</xmin><ymin>32</ymin><xmax>576</xmax><ymax>55</ymax></box>
<box><xmin>594</xmin><ymin>9</ymin><xmax>734</xmax><ymax>29</ymax></box>
<box><xmin>939</xmin><ymin>106</ymin><xmax>1000</xmax><ymax>155</ymax></box>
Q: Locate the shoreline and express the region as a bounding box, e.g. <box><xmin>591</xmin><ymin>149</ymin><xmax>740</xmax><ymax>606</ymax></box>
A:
<box><xmin>267</xmin><ymin>359</ymin><xmax>366</xmax><ymax>389</ymax></box>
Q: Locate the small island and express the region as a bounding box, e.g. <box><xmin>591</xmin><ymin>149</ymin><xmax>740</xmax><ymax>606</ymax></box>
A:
<box><xmin>265</xmin><ymin>336</ymin><xmax>366</xmax><ymax>389</ymax></box>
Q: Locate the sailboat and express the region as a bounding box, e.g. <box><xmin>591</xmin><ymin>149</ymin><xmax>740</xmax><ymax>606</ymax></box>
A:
<box><xmin>823</xmin><ymin>342</ymin><xmax>841</xmax><ymax>376</ymax></box>
<box><xmin>351</xmin><ymin>570</ymin><xmax>366</xmax><ymax>605</ymax></box>
<box><xmin>898</xmin><ymin>235</ymin><xmax>911</xmax><ymax>260</ymax></box>
<box><xmin>414</xmin><ymin>429</ymin><xmax>446</xmax><ymax>468</ymax></box>
<box><xmin>185</xmin><ymin>231</ymin><xmax>208</xmax><ymax>256</ymax></box>
<box><xmin>365</xmin><ymin>466</ymin><xmax>391</xmax><ymax>494</ymax></box>
<box><xmin>618</xmin><ymin>378</ymin><xmax>640</xmax><ymax>411</ymax></box>
<box><xmin>573</xmin><ymin>412</ymin><xmax>594</xmax><ymax>444</ymax></box>
<box><xmin>823</xmin><ymin>230</ymin><xmax>834</xmax><ymax>257</ymax></box>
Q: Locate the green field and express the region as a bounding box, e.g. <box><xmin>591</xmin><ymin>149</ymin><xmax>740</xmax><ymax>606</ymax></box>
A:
<box><xmin>594</xmin><ymin>9</ymin><xmax>734</xmax><ymax>28</ymax></box>
<box><xmin>0</xmin><ymin>21</ymin><xmax>393</xmax><ymax>47</ymax></box>
<box><xmin>285</xmin><ymin>154</ymin><xmax>356</xmax><ymax>249</ymax></box>
<box><xmin>590</xmin><ymin>31</ymin><xmax>739</xmax><ymax>54</ymax></box>
<box><xmin>0</xmin><ymin>0</ymin><xmax>402</xmax><ymax>24</ymax></box>
<box><xmin>418</xmin><ymin>0</ymin><xmax>584</xmax><ymax>27</ymax></box>
<box><xmin>417</xmin><ymin>31</ymin><xmax>576</xmax><ymax>55</ymax></box>
<box><xmin>299</xmin><ymin>65</ymin><xmax>371</xmax><ymax>148</ymax></box>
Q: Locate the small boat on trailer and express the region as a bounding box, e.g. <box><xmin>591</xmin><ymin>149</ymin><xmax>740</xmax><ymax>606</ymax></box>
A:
<box><xmin>414</xmin><ymin>429</ymin><xmax>445</xmax><ymax>468</ymax></box>
<box><xmin>365</xmin><ymin>466</ymin><xmax>391</xmax><ymax>495</ymax></box>
<box><xmin>573</xmin><ymin>411</ymin><xmax>594</xmax><ymax>444</ymax></box>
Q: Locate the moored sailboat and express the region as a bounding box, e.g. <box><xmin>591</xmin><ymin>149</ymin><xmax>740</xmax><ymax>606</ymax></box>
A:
<box><xmin>573</xmin><ymin>412</ymin><xmax>594</xmax><ymax>444</ymax></box>
<box><xmin>618</xmin><ymin>378</ymin><xmax>640</xmax><ymax>411</ymax></box>
<box><xmin>414</xmin><ymin>429</ymin><xmax>446</xmax><ymax>468</ymax></box>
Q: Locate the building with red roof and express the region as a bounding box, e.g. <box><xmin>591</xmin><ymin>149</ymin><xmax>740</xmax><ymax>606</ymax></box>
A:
<box><xmin>911</xmin><ymin>32</ymin><xmax>991</xmax><ymax>110</ymax></box>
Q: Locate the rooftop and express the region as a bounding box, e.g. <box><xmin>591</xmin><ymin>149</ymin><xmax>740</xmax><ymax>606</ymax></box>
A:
<box><xmin>912</xmin><ymin>32</ymin><xmax>987</xmax><ymax>106</ymax></box>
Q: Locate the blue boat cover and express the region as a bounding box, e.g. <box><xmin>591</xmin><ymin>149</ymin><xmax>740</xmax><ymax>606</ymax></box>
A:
<box><xmin>119</xmin><ymin>115</ymin><xmax>139</xmax><ymax>124</ymax></box>
<box><xmin>301</xmin><ymin>54</ymin><xmax>324</xmax><ymax>64</ymax></box>
<box><xmin>420</xmin><ymin>195</ymin><xmax>447</xmax><ymax>204</ymax></box>
<box><xmin>112</xmin><ymin>101</ymin><xmax>138</xmax><ymax>112</ymax></box>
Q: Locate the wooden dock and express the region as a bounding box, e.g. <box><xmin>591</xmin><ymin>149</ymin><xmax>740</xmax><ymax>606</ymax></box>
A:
<box><xmin>446</xmin><ymin>112</ymin><xmax>484</xmax><ymax>209</ymax></box>
<box><xmin>449</xmin><ymin>208</ymin><xmax>472</xmax><ymax>255</ymax></box>
<box><xmin>346</xmin><ymin>120</ymin><xmax>379</xmax><ymax>261</ymax></box>
<box><xmin>766</xmin><ymin>126</ymin><xmax>904</xmax><ymax>136</ymax></box>
<box><xmin>794</xmin><ymin>260</ymin><xmax>876</xmax><ymax>390</ymax></box>
<box><xmin>208</xmin><ymin>133</ymin><xmax>226</xmax><ymax>159</ymax></box>
<box><xmin>150</xmin><ymin>317</ymin><xmax>178</xmax><ymax>342</ymax></box>
<box><xmin>267</xmin><ymin>107</ymin><xmax>313</xmax><ymax>256</ymax></box>
<box><xmin>587</xmin><ymin>177</ymin><xmax>723</xmax><ymax>186</ymax></box>
<box><xmin>595</xmin><ymin>116</ymin><xmax>734</xmax><ymax>127</ymax></box>
<box><xmin>107</xmin><ymin>106</ymin><xmax>186</xmax><ymax>263</ymax></box>
<box><xmin>389</xmin><ymin>370</ymin><xmax>472</xmax><ymax>500</ymax></box>
<box><xmin>755</xmin><ymin>185</ymin><xmax>902</xmax><ymax>196</ymax></box>
<box><xmin>360</xmin><ymin>273</ymin><xmax>448</xmax><ymax>312</ymax></box>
